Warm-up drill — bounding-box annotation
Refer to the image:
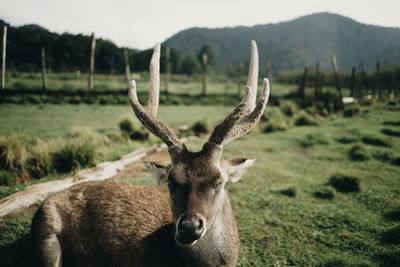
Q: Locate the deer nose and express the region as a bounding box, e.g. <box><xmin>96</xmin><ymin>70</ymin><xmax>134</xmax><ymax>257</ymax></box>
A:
<box><xmin>176</xmin><ymin>215</ymin><xmax>205</xmax><ymax>245</ymax></box>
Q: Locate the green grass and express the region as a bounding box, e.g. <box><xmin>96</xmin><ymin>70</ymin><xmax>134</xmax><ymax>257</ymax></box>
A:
<box><xmin>0</xmin><ymin>102</ymin><xmax>400</xmax><ymax>266</ymax></box>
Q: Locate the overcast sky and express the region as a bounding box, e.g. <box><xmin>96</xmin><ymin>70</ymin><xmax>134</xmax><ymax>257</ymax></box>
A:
<box><xmin>1</xmin><ymin>0</ymin><xmax>399</xmax><ymax>50</ymax></box>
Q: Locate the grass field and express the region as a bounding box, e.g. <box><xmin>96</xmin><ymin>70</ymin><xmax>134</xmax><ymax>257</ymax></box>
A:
<box><xmin>0</xmin><ymin>100</ymin><xmax>399</xmax><ymax>266</ymax></box>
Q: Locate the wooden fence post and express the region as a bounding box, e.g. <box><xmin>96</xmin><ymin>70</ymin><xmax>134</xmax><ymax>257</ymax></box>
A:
<box><xmin>123</xmin><ymin>49</ymin><xmax>131</xmax><ymax>90</ymax></box>
<box><xmin>237</xmin><ymin>63</ymin><xmax>244</xmax><ymax>97</ymax></box>
<box><xmin>88</xmin><ymin>33</ymin><xmax>96</xmax><ymax>91</ymax></box>
<box><xmin>1</xmin><ymin>25</ymin><xmax>7</xmax><ymax>90</ymax></box>
<box><xmin>299</xmin><ymin>67</ymin><xmax>308</xmax><ymax>101</ymax></box>
<box><xmin>165</xmin><ymin>46</ymin><xmax>170</xmax><ymax>93</ymax></box>
<box><xmin>41</xmin><ymin>47</ymin><xmax>46</xmax><ymax>90</ymax></box>
<box><xmin>330</xmin><ymin>54</ymin><xmax>343</xmax><ymax>109</ymax></box>
<box><xmin>314</xmin><ymin>62</ymin><xmax>320</xmax><ymax>104</ymax></box>
<box><xmin>350</xmin><ymin>67</ymin><xmax>356</xmax><ymax>97</ymax></box>
<box><xmin>201</xmin><ymin>54</ymin><xmax>208</xmax><ymax>96</ymax></box>
<box><xmin>266</xmin><ymin>60</ymin><xmax>272</xmax><ymax>81</ymax></box>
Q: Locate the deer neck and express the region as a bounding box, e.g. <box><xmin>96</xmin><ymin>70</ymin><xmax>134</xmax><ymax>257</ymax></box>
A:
<box><xmin>178</xmin><ymin>190</ymin><xmax>239</xmax><ymax>267</ymax></box>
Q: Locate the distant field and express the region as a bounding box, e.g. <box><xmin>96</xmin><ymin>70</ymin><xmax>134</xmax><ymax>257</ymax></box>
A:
<box><xmin>1</xmin><ymin>101</ymin><xmax>399</xmax><ymax>266</ymax></box>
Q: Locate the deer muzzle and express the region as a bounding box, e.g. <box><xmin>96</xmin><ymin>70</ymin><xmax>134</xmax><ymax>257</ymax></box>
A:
<box><xmin>175</xmin><ymin>214</ymin><xmax>206</xmax><ymax>246</ymax></box>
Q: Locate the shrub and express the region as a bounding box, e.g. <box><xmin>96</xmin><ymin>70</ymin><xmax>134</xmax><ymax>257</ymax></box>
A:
<box><xmin>279</xmin><ymin>187</ymin><xmax>296</xmax><ymax>197</ymax></box>
<box><xmin>53</xmin><ymin>139</ymin><xmax>96</xmax><ymax>173</ymax></box>
<box><xmin>391</xmin><ymin>157</ymin><xmax>400</xmax><ymax>166</ymax></box>
<box><xmin>381</xmin><ymin>226</ymin><xmax>400</xmax><ymax>244</ymax></box>
<box><xmin>263</xmin><ymin>121</ymin><xmax>288</xmax><ymax>133</ymax></box>
<box><xmin>0</xmin><ymin>170</ymin><xmax>16</xmax><ymax>186</ymax></box>
<box><xmin>381</xmin><ymin>128</ymin><xmax>400</xmax><ymax>137</ymax></box>
<box><xmin>361</xmin><ymin>135</ymin><xmax>391</xmax><ymax>148</ymax></box>
<box><xmin>328</xmin><ymin>174</ymin><xmax>360</xmax><ymax>193</ymax></box>
<box><xmin>129</xmin><ymin>129</ymin><xmax>149</xmax><ymax>141</ymax></box>
<box><xmin>191</xmin><ymin>119</ymin><xmax>210</xmax><ymax>135</ymax></box>
<box><xmin>119</xmin><ymin>119</ymin><xmax>135</xmax><ymax>134</ymax></box>
<box><xmin>337</xmin><ymin>136</ymin><xmax>359</xmax><ymax>144</ymax></box>
<box><xmin>70</xmin><ymin>126</ymin><xmax>110</xmax><ymax>146</ymax></box>
<box><xmin>343</xmin><ymin>104</ymin><xmax>360</xmax><ymax>117</ymax></box>
<box><xmin>294</xmin><ymin>112</ymin><xmax>317</xmax><ymax>126</ymax></box>
<box><xmin>0</xmin><ymin>135</ymin><xmax>30</xmax><ymax>171</ymax></box>
<box><xmin>27</xmin><ymin>139</ymin><xmax>56</xmax><ymax>179</ymax></box>
<box><xmin>280</xmin><ymin>101</ymin><xmax>297</xmax><ymax>117</ymax></box>
<box><xmin>300</xmin><ymin>133</ymin><xmax>329</xmax><ymax>147</ymax></box>
<box><xmin>313</xmin><ymin>187</ymin><xmax>335</xmax><ymax>199</ymax></box>
<box><xmin>349</xmin><ymin>145</ymin><xmax>371</xmax><ymax>161</ymax></box>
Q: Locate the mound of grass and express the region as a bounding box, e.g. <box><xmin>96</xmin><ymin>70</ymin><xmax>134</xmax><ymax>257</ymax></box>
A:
<box><xmin>384</xmin><ymin>207</ymin><xmax>400</xmax><ymax>221</ymax></box>
<box><xmin>328</xmin><ymin>174</ymin><xmax>360</xmax><ymax>193</ymax></box>
<box><xmin>381</xmin><ymin>226</ymin><xmax>400</xmax><ymax>244</ymax></box>
<box><xmin>349</xmin><ymin>145</ymin><xmax>371</xmax><ymax>161</ymax></box>
<box><xmin>119</xmin><ymin>119</ymin><xmax>135</xmax><ymax>134</ymax></box>
<box><xmin>383</xmin><ymin>120</ymin><xmax>400</xmax><ymax>126</ymax></box>
<box><xmin>361</xmin><ymin>135</ymin><xmax>391</xmax><ymax>148</ymax></box>
<box><xmin>26</xmin><ymin>139</ymin><xmax>57</xmax><ymax>179</ymax></box>
<box><xmin>279</xmin><ymin>187</ymin><xmax>297</xmax><ymax>197</ymax></box>
<box><xmin>343</xmin><ymin>104</ymin><xmax>360</xmax><ymax>117</ymax></box>
<box><xmin>391</xmin><ymin>156</ymin><xmax>400</xmax><ymax>166</ymax></box>
<box><xmin>263</xmin><ymin>121</ymin><xmax>288</xmax><ymax>133</ymax></box>
<box><xmin>300</xmin><ymin>133</ymin><xmax>330</xmax><ymax>147</ymax></box>
<box><xmin>381</xmin><ymin>128</ymin><xmax>400</xmax><ymax>137</ymax></box>
<box><xmin>52</xmin><ymin>139</ymin><xmax>97</xmax><ymax>173</ymax></box>
<box><xmin>280</xmin><ymin>101</ymin><xmax>297</xmax><ymax>117</ymax></box>
<box><xmin>337</xmin><ymin>136</ymin><xmax>359</xmax><ymax>144</ymax></box>
<box><xmin>0</xmin><ymin>170</ymin><xmax>16</xmax><ymax>186</ymax></box>
<box><xmin>313</xmin><ymin>187</ymin><xmax>335</xmax><ymax>199</ymax></box>
<box><xmin>372</xmin><ymin>149</ymin><xmax>395</xmax><ymax>162</ymax></box>
<box><xmin>294</xmin><ymin>112</ymin><xmax>318</xmax><ymax>126</ymax></box>
<box><xmin>191</xmin><ymin>119</ymin><xmax>210</xmax><ymax>135</ymax></box>
<box><xmin>0</xmin><ymin>135</ymin><xmax>30</xmax><ymax>171</ymax></box>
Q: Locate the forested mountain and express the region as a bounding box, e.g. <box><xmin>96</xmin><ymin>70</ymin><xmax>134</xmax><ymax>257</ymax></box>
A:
<box><xmin>1</xmin><ymin>12</ymin><xmax>400</xmax><ymax>74</ymax></box>
<box><xmin>164</xmin><ymin>12</ymin><xmax>400</xmax><ymax>74</ymax></box>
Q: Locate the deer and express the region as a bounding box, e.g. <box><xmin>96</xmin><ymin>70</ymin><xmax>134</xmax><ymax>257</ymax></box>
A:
<box><xmin>31</xmin><ymin>40</ymin><xmax>270</xmax><ymax>267</ymax></box>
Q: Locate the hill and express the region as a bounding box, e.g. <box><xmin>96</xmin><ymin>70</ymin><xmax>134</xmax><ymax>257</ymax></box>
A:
<box><xmin>164</xmin><ymin>12</ymin><xmax>400</xmax><ymax>74</ymax></box>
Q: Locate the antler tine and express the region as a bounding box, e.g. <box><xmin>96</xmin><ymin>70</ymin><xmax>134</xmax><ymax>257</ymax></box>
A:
<box><xmin>206</xmin><ymin>41</ymin><xmax>270</xmax><ymax>151</ymax></box>
<box><xmin>246</xmin><ymin>40</ymin><xmax>259</xmax><ymax>113</ymax></box>
<box><xmin>128</xmin><ymin>80</ymin><xmax>184</xmax><ymax>153</ymax></box>
<box><xmin>148</xmin><ymin>43</ymin><xmax>161</xmax><ymax>116</ymax></box>
<box><xmin>219</xmin><ymin>78</ymin><xmax>270</xmax><ymax>146</ymax></box>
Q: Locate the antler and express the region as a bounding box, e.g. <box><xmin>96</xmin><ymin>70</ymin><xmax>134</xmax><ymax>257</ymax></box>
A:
<box><xmin>207</xmin><ymin>40</ymin><xmax>270</xmax><ymax>148</ymax></box>
<box><xmin>128</xmin><ymin>43</ymin><xmax>185</xmax><ymax>154</ymax></box>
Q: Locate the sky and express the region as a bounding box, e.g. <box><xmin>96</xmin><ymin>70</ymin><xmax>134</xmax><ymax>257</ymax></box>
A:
<box><xmin>1</xmin><ymin>0</ymin><xmax>399</xmax><ymax>50</ymax></box>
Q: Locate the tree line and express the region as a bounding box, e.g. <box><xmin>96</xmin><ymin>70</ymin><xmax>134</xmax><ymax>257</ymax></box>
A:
<box><xmin>0</xmin><ymin>20</ymin><xmax>215</xmax><ymax>75</ymax></box>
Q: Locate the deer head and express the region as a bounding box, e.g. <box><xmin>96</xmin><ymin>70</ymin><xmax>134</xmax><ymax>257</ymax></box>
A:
<box><xmin>128</xmin><ymin>41</ymin><xmax>270</xmax><ymax>246</ymax></box>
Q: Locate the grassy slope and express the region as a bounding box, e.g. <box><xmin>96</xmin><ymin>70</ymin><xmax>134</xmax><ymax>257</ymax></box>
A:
<box><xmin>1</xmin><ymin>104</ymin><xmax>399</xmax><ymax>266</ymax></box>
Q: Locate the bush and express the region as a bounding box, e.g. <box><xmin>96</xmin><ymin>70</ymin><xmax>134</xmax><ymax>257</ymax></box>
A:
<box><xmin>27</xmin><ymin>139</ymin><xmax>56</xmax><ymax>178</ymax></box>
<box><xmin>337</xmin><ymin>136</ymin><xmax>359</xmax><ymax>144</ymax></box>
<box><xmin>53</xmin><ymin>139</ymin><xmax>96</xmax><ymax>173</ymax></box>
<box><xmin>349</xmin><ymin>145</ymin><xmax>371</xmax><ymax>161</ymax></box>
<box><xmin>343</xmin><ymin>104</ymin><xmax>360</xmax><ymax>117</ymax></box>
<box><xmin>280</xmin><ymin>101</ymin><xmax>297</xmax><ymax>117</ymax></box>
<box><xmin>279</xmin><ymin>187</ymin><xmax>297</xmax><ymax>197</ymax></box>
<box><xmin>361</xmin><ymin>135</ymin><xmax>391</xmax><ymax>148</ymax></box>
<box><xmin>129</xmin><ymin>129</ymin><xmax>149</xmax><ymax>141</ymax></box>
<box><xmin>328</xmin><ymin>174</ymin><xmax>360</xmax><ymax>193</ymax></box>
<box><xmin>294</xmin><ymin>112</ymin><xmax>317</xmax><ymax>126</ymax></box>
<box><xmin>300</xmin><ymin>133</ymin><xmax>329</xmax><ymax>147</ymax></box>
<box><xmin>263</xmin><ymin>121</ymin><xmax>288</xmax><ymax>133</ymax></box>
<box><xmin>313</xmin><ymin>187</ymin><xmax>335</xmax><ymax>199</ymax></box>
<box><xmin>0</xmin><ymin>170</ymin><xmax>16</xmax><ymax>186</ymax></box>
<box><xmin>0</xmin><ymin>135</ymin><xmax>30</xmax><ymax>171</ymax></box>
<box><xmin>381</xmin><ymin>128</ymin><xmax>400</xmax><ymax>137</ymax></box>
<box><xmin>119</xmin><ymin>119</ymin><xmax>135</xmax><ymax>134</ymax></box>
<box><xmin>191</xmin><ymin>119</ymin><xmax>210</xmax><ymax>135</ymax></box>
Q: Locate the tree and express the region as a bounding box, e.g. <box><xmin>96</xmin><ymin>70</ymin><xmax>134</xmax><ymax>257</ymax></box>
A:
<box><xmin>180</xmin><ymin>54</ymin><xmax>200</xmax><ymax>76</ymax></box>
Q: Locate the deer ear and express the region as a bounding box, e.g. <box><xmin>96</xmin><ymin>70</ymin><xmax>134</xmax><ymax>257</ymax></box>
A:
<box><xmin>143</xmin><ymin>161</ymin><xmax>169</xmax><ymax>185</ymax></box>
<box><xmin>225</xmin><ymin>158</ymin><xmax>255</xmax><ymax>182</ymax></box>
